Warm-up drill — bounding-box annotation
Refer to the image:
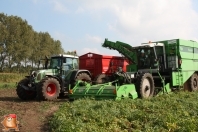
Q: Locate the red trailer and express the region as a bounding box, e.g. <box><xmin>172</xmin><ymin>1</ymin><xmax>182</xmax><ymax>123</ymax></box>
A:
<box><xmin>79</xmin><ymin>52</ymin><xmax>129</xmax><ymax>83</ymax></box>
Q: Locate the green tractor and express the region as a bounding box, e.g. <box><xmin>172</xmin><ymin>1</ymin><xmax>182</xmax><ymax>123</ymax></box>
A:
<box><xmin>16</xmin><ymin>54</ymin><xmax>92</xmax><ymax>101</ymax></box>
<box><xmin>69</xmin><ymin>38</ymin><xmax>198</xmax><ymax>100</ymax></box>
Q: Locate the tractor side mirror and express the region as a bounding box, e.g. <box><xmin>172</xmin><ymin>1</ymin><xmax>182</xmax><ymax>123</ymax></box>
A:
<box><xmin>153</xmin><ymin>58</ymin><xmax>159</xmax><ymax>68</ymax></box>
<box><xmin>63</xmin><ymin>58</ymin><xmax>66</xmax><ymax>63</ymax></box>
<box><xmin>56</xmin><ymin>66</ymin><xmax>61</xmax><ymax>70</ymax></box>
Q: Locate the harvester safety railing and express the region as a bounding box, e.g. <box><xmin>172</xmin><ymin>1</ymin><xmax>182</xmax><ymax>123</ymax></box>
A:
<box><xmin>102</xmin><ymin>38</ymin><xmax>136</xmax><ymax>64</ymax></box>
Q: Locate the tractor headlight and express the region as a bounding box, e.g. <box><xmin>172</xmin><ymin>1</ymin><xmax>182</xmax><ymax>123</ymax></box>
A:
<box><xmin>30</xmin><ymin>71</ymin><xmax>37</xmax><ymax>77</ymax></box>
<box><xmin>131</xmin><ymin>74</ymin><xmax>135</xmax><ymax>78</ymax></box>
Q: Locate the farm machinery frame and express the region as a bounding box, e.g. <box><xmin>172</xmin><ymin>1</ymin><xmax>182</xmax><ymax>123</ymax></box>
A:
<box><xmin>69</xmin><ymin>38</ymin><xmax>198</xmax><ymax>100</ymax></box>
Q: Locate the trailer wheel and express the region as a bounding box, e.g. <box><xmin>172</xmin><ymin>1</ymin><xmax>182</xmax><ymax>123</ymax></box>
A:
<box><xmin>37</xmin><ymin>78</ymin><xmax>61</xmax><ymax>101</ymax></box>
<box><xmin>136</xmin><ymin>73</ymin><xmax>154</xmax><ymax>98</ymax></box>
<box><xmin>76</xmin><ymin>73</ymin><xmax>91</xmax><ymax>83</ymax></box>
<box><xmin>16</xmin><ymin>78</ymin><xmax>37</xmax><ymax>100</ymax></box>
<box><xmin>189</xmin><ymin>73</ymin><xmax>198</xmax><ymax>91</ymax></box>
<box><xmin>94</xmin><ymin>74</ymin><xmax>109</xmax><ymax>84</ymax></box>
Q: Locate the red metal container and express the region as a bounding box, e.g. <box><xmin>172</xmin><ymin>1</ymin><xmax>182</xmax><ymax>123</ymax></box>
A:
<box><xmin>79</xmin><ymin>52</ymin><xmax>129</xmax><ymax>79</ymax></box>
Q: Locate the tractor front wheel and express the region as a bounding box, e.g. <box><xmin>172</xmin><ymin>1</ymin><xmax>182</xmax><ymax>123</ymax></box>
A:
<box><xmin>189</xmin><ymin>73</ymin><xmax>198</xmax><ymax>91</ymax></box>
<box><xmin>37</xmin><ymin>78</ymin><xmax>61</xmax><ymax>101</ymax></box>
<box><xmin>16</xmin><ymin>78</ymin><xmax>37</xmax><ymax>100</ymax></box>
<box><xmin>136</xmin><ymin>73</ymin><xmax>155</xmax><ymax>98</ymax></box>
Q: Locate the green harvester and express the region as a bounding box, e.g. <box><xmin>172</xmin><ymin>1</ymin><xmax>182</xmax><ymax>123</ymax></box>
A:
<box><xmin>69</xmin><ymin>38</ymin><xmax>198</xmax><ymax>100</ymax></box>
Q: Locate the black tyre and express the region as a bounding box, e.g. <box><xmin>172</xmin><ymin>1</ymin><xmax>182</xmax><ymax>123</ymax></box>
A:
<box><xmin>75</xmin><ymin>72</ymin><xmax>91</xmax><ymax>83</ymax></box>
<box><xmin>136</xmin><ymin>73</ymin><xmax>155</xmax><ymax>98</ymax></box>
<box><xmin>94</xmin><ymin>73</ymin><xmax>109</xmax><ymax>84</ymax></box>
<box><xmin>16</xmin><ymin>78</ymin><xmax>37</xmax><ymax>100</ymax></box>
<box><xmin>37</xmin><ymin>78</ymin><xmax>61</xmax><ymax>101</ymax></box>
<box><xmin>189</xmin><ymin>73</ymin><xmax>198</xmax><ymax>91</ymax></box>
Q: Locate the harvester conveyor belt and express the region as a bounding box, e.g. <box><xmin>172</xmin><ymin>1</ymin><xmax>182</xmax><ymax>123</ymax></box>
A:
<box><xmin>102</xmin><ymin>38</ymin><xmax>136</xmax><ymax>64</ymax></box>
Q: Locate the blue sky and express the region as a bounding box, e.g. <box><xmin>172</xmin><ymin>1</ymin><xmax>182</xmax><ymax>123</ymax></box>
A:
<box><xmin>1</xmin><ymin>0</ymin><xmax>198</xmax><ymax>56</ymax></box>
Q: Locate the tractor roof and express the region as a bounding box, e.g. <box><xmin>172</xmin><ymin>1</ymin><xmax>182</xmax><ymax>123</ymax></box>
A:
<box><xmin>51</xmin><ymin>54</ymin><xmax>79</xmax><ymax>58</ymax></box>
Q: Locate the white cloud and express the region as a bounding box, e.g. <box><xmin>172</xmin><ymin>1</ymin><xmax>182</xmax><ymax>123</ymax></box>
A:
<box><xmin>85</xmin><ymin>34</ymin><xmax>103</xmax><ymax>44</ymax></box>
<box><xmin>50</xmin><ymin>0</ymin><xmax>69</xmax><ymax>14</ymax></box>
<box><xmin>49</xmin><ymin>0</ymin><xmax>198</xmax><ymax>56</ymax></box>
<box><xmin>75</xmin><ymin>7</ymin><xmax>85</xmax><ymax>14</ymax></box>
<box><xmin>72</xmin><ymin>0</ymin><xmax>198</xmax><ymax>45</ymax></box>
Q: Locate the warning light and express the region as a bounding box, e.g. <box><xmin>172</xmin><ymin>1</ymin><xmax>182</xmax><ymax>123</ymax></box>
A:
<box><xmin>69</xmin><ymin>89</ymin><xmax>73</xmax><ymax>94</ymax></box>
<box><xmin>113</xmin><ymin>89</ymin><xmax>117</xmax><ymax>94</ymax></box>
<box><xmin>179</xmin><ymin>59</ymin><xmax>182</xmax><ymax>65</ymax></box>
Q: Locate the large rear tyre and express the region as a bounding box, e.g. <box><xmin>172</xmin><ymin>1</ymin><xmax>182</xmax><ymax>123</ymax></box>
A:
<box><xmin>75</xmin><ymin>72</ymin><xmax>91</xmax><ymax>83</ymax></box>
<box><xmin>37</xmin><ymin>78</ymin><xmax>61</xmax><ymax>101</ymax></box>
<box><xmin>189</xmin><ymin>73</ymin><xmax>198</xmax><ymax>91</ymax></box>
<box><xmin>136</xmin><ymin>73</ymin><xmax>155</xmax><ymax>98</ymax></box>
<box><xmin>16</xmin><ymin>78</ymin><xmax>37</xmax><ymax>100</ymax></box>
<box><xmin>94</xmin><ymin>73</ymin><xmax>109</xmax><ymax>84</ymax></box>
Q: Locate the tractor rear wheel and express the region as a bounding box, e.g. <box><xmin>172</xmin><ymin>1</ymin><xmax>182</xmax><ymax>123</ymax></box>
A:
<box><xmin>189</xmin><ymin>73</ymin><xmax>198</xmax><ymax>91</ymax></box>
<box><xmin>37</xmin><ymin>78</ymin><xmax>61</xmax><ymax>101</ymax></box>
<box><xmin>16</xmin><ymin>78</ymin><xmax>37</xmax><ymax>100</ymax></box>
<box><xmin>76</xmin><ymin>72</ymin><xmax>91</xmax><ymax>83</ymax></box>
<box><xmin>136</xmin><ymin>73</ymin><xmax>154</xmax><ymax>98</ymax></box>
<box><xmin>94</xmin><ymin>73</ymin><xmax>109</xmax><ymax>84</ymax></box>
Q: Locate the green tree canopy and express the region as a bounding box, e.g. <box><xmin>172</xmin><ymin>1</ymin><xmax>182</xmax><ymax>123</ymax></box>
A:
<box><xmin>0</xmin><ymin>13</ymin><xmax>65</xmax><ymax>72</ymax></box>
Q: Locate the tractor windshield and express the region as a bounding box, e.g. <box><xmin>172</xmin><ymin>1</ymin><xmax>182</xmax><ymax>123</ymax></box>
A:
<box><xmin>49</xmin><ymin>57</ymin><xmax>79</xmax><ymax>70</ymax></box>
<box><xmin>137</xmin><ymin>47</ymin><xmax>156</xmax><ymax>69</ymax></box>
<box><xmin>49</xmin><ymin>57</ymin><xmax>62</xmax><ymax>69</ymax></box>
<box><xmin>62</xmin><ymin>58</ymin><xmax>79</xmax><ymax>71</ymax></box>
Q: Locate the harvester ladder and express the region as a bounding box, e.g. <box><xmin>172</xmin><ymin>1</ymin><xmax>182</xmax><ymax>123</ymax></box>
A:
<box><xmin>157</xmin><ymin>71</ymin><xmax>167</xmax><ymax>93</ymax></box>
<box><xmin>177</xmin><ymin>70</ymin><xmax>183</xmax><ymax>89</ymax></box>
<box><xmin>175</xmin><ymin>44</ymin><xmax>183</xmax><ymax>89</ymax></box>
<box><xmin>102</xmin><ymin>39</ymin><xmax>136</xmax><ymax>64</ymax></box>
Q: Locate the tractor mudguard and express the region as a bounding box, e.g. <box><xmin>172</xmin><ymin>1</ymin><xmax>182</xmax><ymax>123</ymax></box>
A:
<box><xmin>66</xmin><ymin>69</ymin><xmax>92</xmax><ymax>82</ymax></box>
<box><xmin>64</xmin><ymin>69</ymin><xmax>92</xmax><ymax>90</ymax></box>
<box><xmin>45</xmin><ymin>75</ymin><xmax>62</xmax><ymax>84</ymax></box>
<box><xmin>25</xmin><ymin>75</ymin><xmax>31</xmax><ymax>78</ymax></box>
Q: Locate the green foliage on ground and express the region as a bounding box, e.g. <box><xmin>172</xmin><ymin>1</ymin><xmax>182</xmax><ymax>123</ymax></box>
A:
<box><xmin>0</xmin><ymin>73</ymin><xmax>26</xmax><ymax>89</ymax></box>
<box><xmin>0</xmin><ymin>83</ymin><xmax>17</xmax><ymax>89</ymax></box>
<box><xmin>49</xmin><ymin>92</ymin><xmax>198</xmax><ymax>132</ymax></box>
<box><xmin>0</xmin><ymin>73</ymin><xmax>25</xmax><ymax>83</ymax></box>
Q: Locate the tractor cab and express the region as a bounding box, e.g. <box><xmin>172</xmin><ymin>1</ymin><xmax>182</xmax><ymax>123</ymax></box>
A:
<box><xmin>135</xmin><ymin>42</ymin><xmax>165</xmax><ymax>73</ymax></box>
<box><xmin>49</xmin><ymin>54</ymin><xmax>79</xmax><ymax>73</ymax></box>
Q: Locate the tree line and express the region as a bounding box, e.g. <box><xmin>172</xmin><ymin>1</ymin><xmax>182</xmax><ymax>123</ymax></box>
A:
<box><xmin>0</xmin><ymin>13</ymin><xmax>68</xmax><ymax>72</ymax></box>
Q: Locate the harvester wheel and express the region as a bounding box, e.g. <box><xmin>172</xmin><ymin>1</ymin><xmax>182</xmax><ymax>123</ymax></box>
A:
<box><xmin>16</xmin><ymin>78</ymin><xmax>37</xmax><ymax>100</ymax></box>
<box><xmin>76</xmin><ymin>72</ymin><xmax>91</xmax><ymax>83</ymax></box>
<box><xmin>189</xmin><ymin>73</ymin><xmax>198</xmax><ymax>91</ymax></box>
<box><xmin>136</xmin><ymin>73</ymin><xmax>154</xmax><ymax>98</ymax></box>
<box><xmin>37</xmin><ymin>78</ymin><xmax>61</xmax><ymax>101</ymax></box>
<box><xmin>94</xmin><ymin>73</ymin><xmax>109</xmax><ymax>84</ymax></box>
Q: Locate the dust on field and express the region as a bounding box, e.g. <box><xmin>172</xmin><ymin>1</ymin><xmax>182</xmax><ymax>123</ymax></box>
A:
<box><xmin>0</xmin><ymin>88</ymin><xmax>66</xmax><ymax>132</ymax></box>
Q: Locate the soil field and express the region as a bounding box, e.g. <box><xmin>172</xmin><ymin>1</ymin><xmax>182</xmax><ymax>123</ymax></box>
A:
<box><xmin>0</xmin><ymin>88</ymin><xmax>66</xmax><ymax>132</ymax></box>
